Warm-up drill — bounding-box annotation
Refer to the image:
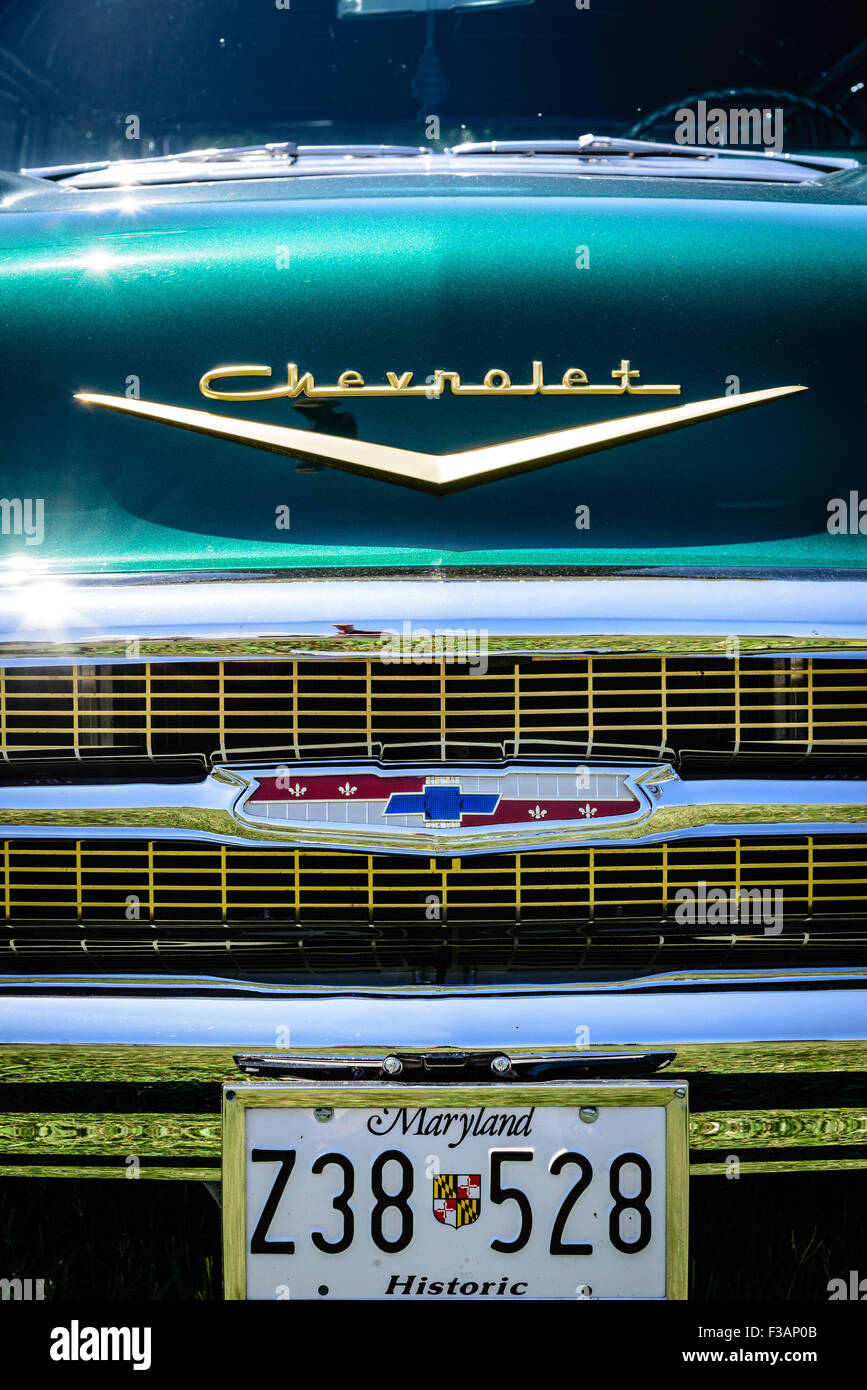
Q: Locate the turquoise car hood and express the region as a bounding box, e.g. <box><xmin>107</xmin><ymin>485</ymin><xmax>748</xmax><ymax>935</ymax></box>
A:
<box><xmin>1</xmin><ymin>167</ymin><xmax>865</xmax><ymax>574</ymax></box>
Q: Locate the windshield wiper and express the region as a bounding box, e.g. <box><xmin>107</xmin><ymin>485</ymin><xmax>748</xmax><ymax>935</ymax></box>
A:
<box><xmin>450</xmin><ymin>135</ymin><xmax>710</xmax><ymax>159</ymax></box>
<box><xmin>163</xmin><ymin>141</ymin><xmax>429</xmax><ymax>162</ymax></box>
<box><xmin>448</xmin><ymin>134</ymin><xmax>857</xmax><ymax>173</ymax></box>
<box><xmin>23</xmin><ymin>142</ymin><xmax>429</xmax><ymax>180</ymax></box>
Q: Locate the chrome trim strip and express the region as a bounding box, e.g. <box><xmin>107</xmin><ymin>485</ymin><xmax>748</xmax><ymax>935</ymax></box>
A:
<box><xmin>0</xmin><ymin>575</ymin><xmax>865</xmax><ymax>658</ymax></box>
<box><xmin>1</xmin><ymin>762</ymin><xmax>864</xmax><ymax>852</ymax></box>
<box><xmin>0</xmin><ymin>971</ymin><xmax>864</xmax><ymax>1051</ymax></box>
<box><xmin>2</xmin><ymin>966</ymin><xmax>864</xmax><ymax>995</ymax></box>
<box><xmin>77</xmin><ymin>385</ymin><xmax>803</xmax><ymax>496</ymax></box>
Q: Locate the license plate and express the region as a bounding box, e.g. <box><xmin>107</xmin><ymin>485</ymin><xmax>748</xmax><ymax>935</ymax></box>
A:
<box><xmin>223</xmin><ymin>1080</ymin><xmax>688</xmax><ymax>1301</ymax></box>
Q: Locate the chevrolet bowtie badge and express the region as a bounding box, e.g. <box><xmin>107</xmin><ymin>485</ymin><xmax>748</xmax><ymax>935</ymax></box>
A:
<box><xmin>76</xmin><ymin>357</ymin><xmax>806</xmax><ymax>494</ymax></box>
<box><xmin>228</xmin><ymin>762</ymin><xmax>671</xmax><ymax>854</ymax></box>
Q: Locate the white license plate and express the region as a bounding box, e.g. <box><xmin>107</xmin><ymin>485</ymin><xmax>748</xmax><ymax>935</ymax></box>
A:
<box><xmin>223</xmin><ymin>1081</ymin><xmax>688</xmax><ymax>1301</ymax></box>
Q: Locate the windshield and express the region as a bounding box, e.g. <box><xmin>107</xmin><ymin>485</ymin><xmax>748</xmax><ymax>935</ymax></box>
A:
<box><xmin>0</xmin><ymin>0</ymin><xmax>864</xmax><ymax>171</ymax></box>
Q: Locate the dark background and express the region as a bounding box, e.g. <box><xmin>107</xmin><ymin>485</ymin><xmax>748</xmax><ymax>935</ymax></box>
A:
<box><xmin>0</xmin><ymin>0</ymin><xmax>864</xmax><ymax>168</ymax></box>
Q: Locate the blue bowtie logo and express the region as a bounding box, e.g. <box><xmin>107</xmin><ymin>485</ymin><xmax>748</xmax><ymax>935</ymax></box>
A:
<box><xmin>384</xmin><ymin>780</ymin><xmax>499</xmax><ymax>824</ymax></box>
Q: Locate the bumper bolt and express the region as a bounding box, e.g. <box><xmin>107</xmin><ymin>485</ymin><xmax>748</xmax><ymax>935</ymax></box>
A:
<box><xmin>314</xmin><ymin>1107</ymin><xmax>334</xmax><ymax>1122</ymax></box>
<box><xmin>579</xmin><ymin>1106</ymin><xmax>599</xmax><ymax>1123</ymax></box>
<box><xmin>491</xmin><ymin>1054</ymin><xmax>512</xmax><ymax>1075</ymax></box>
<box><xmin>382</xmin><ymin>1055</ymin><xmax>403</xmax><ymax>1076</ymax></box>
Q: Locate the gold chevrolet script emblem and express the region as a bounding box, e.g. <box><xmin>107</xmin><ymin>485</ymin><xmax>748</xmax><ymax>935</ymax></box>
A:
<box><xmin>76</xmin><ymin>357</ymin><xmax>806</xmax><ymax>494</ymax></box>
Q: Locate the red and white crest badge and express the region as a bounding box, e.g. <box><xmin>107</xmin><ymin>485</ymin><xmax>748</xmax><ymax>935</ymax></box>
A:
<box><xmin>432</xmin><ymin>1173</ymin><xmax>482</xmax><ymax>1229</ymax></box>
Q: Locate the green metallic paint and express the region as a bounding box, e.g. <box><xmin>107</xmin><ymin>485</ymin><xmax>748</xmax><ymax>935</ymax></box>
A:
<box><xmin>1</xmin><ymin>168</ymin><xmax>865</xmax><ymax>573</ymax></box>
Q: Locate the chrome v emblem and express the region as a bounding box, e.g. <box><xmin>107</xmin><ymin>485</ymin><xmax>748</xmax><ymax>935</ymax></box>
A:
<box><xmin>75</xmin><ymin>385</ymin><xmax>806</xmax><ymax>494</ymax></box>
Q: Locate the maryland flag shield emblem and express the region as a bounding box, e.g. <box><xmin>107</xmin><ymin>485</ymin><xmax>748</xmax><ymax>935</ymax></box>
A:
<box><xmin>432</xmin><ymin>1174</ymin><xmax>481</xmax><ymax>1229</ymax></box>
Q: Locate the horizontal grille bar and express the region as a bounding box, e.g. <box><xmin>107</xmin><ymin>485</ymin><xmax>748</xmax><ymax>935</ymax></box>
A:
<box><xmin>2</xmin><ymin>654</ymin><xmax>867</xmax><ymax>763</ymax></box>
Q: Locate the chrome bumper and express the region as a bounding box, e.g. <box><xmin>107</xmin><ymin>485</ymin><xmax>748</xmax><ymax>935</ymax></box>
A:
<box><xmin>1</xmin><ymin>969</ymin><xmax>865</xmax><ymax>1180</ymax></box>
<box><xmin>0</xmin><ymin>571</ymin><xmax>866</xmax><ymax>655</ymax></box>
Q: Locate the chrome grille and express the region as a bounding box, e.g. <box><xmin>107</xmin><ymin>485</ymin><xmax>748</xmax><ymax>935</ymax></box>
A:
<box><xmin>1</xmin><ymin>835</ymin><xmax>865</xmax><ymax>974</ymax></box>
<box><xmin>3</xmin><ymin>654</ymin><xmax>867</xmax><ymax>762</ymax></box>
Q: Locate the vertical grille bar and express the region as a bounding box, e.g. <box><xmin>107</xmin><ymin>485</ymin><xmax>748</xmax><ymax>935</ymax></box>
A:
<box><xmin>515</xmin><ymin>852</ymin><xmax>522</xmax><ymax>926</ymax></box>
<box><xmin>291</xmin><ymin>660</ymin><xmax>300</xmax><ymax>758</ymax></box>
<box><xmin>71</xmin><ymin>665</ymin><xmax>81</xmax><ymax>763</ymax></box>
<box><xmin>365</xmin><ymin>660</ymin><xmax>374</xmax><ymax>757</ymax></box>
<box><xmin>147</xmin><ymin>842</ymin><xmax>155</xmax><ymax>922</ymax></box>
<box><xmin>514</xmin><ymin>664</ymin><xmax>522</xmax><ymax>756</ymax></box>
<box><xmin>0</xmin><ymin>667</ymin><xmax>7</xmax><ymax>762</ymax></box>
<box><xmin>217</xmin><ymin>661</ymin><xmax>227</xmax><ymax>761</ymax></box>
<box><xmin>75</xmin><ymin>841</ymin><xmax>83</xmax><ymax>921</ymax></box>
<box><xmin>439</xmin><ymin>659</ymin><xmax>447</xmax><ymax>759</ymax></box>
<box><xmin>144</xmin><ymin>663</ymin><xmax>154</xmax><ymax>759</ymax></box>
